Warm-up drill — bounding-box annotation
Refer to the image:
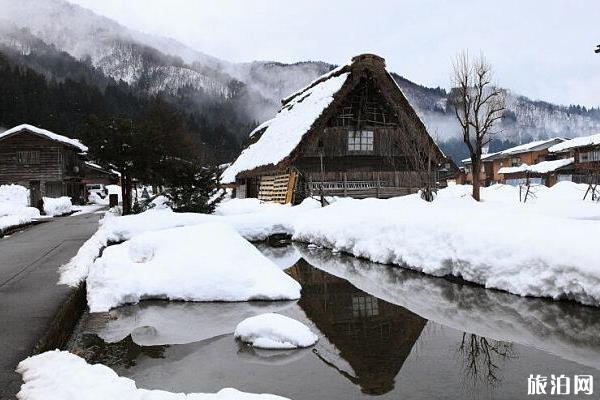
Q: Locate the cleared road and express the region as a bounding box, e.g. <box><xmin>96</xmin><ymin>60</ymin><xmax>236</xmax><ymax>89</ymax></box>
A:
<box><xmin>0</xmin><ymin>212</ymin><xmax>101</xmax><ymax>399</ymax></box>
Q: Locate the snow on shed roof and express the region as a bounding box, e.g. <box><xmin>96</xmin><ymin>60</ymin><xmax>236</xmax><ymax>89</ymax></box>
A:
<box><xmin>498</xmin><ymin>158</ymin><xmax>574</xmax><ymax>175</ymax></box>
<box><xmin>0</xmin><ymin>124</ymin><xmax>88</xmax><ymax>152</ymax></box>
<box><xmin>461</xmin><ymin>138</ymin><xmax>564</xmax><ymax>165</ymax></box>
<box><xmin>549</xmin><ymin>133</ymin><xmax>600</xmax><ymax>153</ymax></box>
<box><xmin>221</xmin><ymin>71</ymin><xmax>349</xmax><ymax>183</ymax></box>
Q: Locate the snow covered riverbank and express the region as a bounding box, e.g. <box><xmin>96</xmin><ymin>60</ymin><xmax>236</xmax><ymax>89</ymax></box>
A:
<box><xmin>61</xmin><ymin>182</ymin><xmax>600</xmax><ymax>307</ymax></box>
<box><xmin>16</xmin><ymin>351</ymin><xmax>290</xmax><ymax>400</ymax></box>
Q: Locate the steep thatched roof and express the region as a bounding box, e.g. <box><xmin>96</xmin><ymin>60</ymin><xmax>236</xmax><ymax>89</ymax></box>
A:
<box><xmin>222</xmin><ymin>54</ymin><xmax>445</xmax><ymax>183</ymax></box>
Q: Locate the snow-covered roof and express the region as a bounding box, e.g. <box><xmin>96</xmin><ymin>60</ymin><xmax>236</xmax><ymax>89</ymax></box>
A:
<box><xmin>549</xmin><ymin>133</ymin><xmax>600</xmax><ymax>153</ymax></box>
<box><xmin>221</xmin><ymin>72</ymin><xmax>349</xmax><ymax>183</ymax></box>
<box><xmin>222</xmin><ymin>54</ymin><xmax>448</xmax><ymax>184</ymax></box>
<box><xmin>0</xmin><ymin>124</ymin><xmax>88</xmax><ymax>152</ymax></box>
<box><xmin>462</xmin><ymin>138</ymin><xmax>564</xmax><ymax>165</ymax></box>
<box><xmin>498</xmin><ymin>158</ymin><xmax>574</xmax><ymax>175</ymax></box>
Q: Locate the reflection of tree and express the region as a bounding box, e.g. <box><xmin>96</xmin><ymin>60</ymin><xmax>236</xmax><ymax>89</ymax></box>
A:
<box><xmin>457</xmin><ymin>333</ymin><xmax>517</xmax><ymax>387</ymax></box>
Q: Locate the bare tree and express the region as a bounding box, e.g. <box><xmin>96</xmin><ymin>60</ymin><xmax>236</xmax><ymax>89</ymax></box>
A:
<box><xmin>452</xmin><ymin>52</ymin><xmax>505</xmax><ymax>201</ymax></box>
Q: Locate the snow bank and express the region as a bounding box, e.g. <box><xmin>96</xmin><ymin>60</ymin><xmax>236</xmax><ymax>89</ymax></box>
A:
<box><xmin>63</xmin><ymin>183</ymin><xmax>600</xmax><ymax>307</ymax></box>
<box><xmin>86</xmin><ymin>222</ymin><xmax>301</xmax><ymax>312</ymax></box>
<box><xmin>235</xmin><ymin>313</ymin><xmax>318</xmax><ymax>349</ymax></box>
<box><xmin>293</xmin><ymin>188</ymin><xmax>600</xmax><ymax>306</ymax></box>
<box><xmin>0</xmin><ymin>184</ymin><xmax>40</xmax><ymax>231</ymax></box>
<box><xmin>16</xmin><ymin>350</ymin><xmax>290</xmax><ymax>400</ymax></box>
<box><xmin>42</xmin><ymin>196</ymin><xmax>72</xmax><ymax>216</ymax></box>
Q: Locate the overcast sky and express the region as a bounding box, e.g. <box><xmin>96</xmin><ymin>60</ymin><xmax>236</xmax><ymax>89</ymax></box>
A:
<box><xmin>69</xmin><ymin>0</ymin><xmax>599</xmax><ymax>107</ymax></box>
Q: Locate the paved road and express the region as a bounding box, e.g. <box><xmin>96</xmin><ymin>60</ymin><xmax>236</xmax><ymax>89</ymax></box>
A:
<box><xmin>0</xmin><ymin>212</ymin><xmax>102</xmax><ymax>399</ymax></box>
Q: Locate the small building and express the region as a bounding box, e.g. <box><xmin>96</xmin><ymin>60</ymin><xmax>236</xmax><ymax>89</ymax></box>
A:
<box><xmin>498</xmin><ymin>158</ymin><xmax>575</xmax><ymax>187</ymax></box>
<box><xmin>222</xmin><ymin>54</ymin><xmax>453</xmax><ymax>204</ymax></box>
<box><xmin>82</xmin><ymin>161</ymin><xmax>120</xmax><ymax>187</ymax></box>
<box><xmin>548</xmin><ymin>133</ymin><xmax>600</xmax><ymax>183</ymax></box>
<box><xmin>0</xmin><ymin>124</ymin><xmax>88</xmax><ymax>205</ymax></box>
<box><xmin>461</xmin><ymin>138</ymin><xmax>565</xmax><ymax>186</ymax></box>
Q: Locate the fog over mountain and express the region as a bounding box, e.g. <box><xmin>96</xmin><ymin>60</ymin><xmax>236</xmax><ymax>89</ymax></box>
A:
<box><xmin>1</xmin><ymin>0</ymin><xmax>599</xmax><ymax>162</ymax></box>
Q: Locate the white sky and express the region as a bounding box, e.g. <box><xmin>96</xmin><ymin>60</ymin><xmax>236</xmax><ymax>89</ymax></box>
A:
<box><xmin>69</xmin><ymin>0</ymin><xmax>599</xmax><ymax>107</ymax></box>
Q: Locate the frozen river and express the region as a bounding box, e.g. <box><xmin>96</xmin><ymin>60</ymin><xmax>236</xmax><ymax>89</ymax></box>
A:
<box><xmin>67</xmin><ymin>243</ymin><xmax>600</xmax><ymax>399</ymax></box>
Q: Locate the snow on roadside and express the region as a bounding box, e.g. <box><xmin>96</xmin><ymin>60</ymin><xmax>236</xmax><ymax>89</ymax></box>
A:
<box><xmin>86</xmin><ymin>222</ymin><xmax>301</xmax><ymax>312</ymax></box>
<box><xmin>16</xmin><ymin>350</ymin><xmax>290</xmax><ymax>400</ymax></box>
<box><xmin>0</xmin><ymin>184</ymin><xmax>40</xmax><ymax>232</ymax></box>
<box><xmin>234</xmin><ymin>313</ymin><xmax>318</xmax><ymax>349</ymax></box>
<box><xmin>42</xmin><ymin>196</ymin><xmax>72</xmax><ymax>216</ymax></box>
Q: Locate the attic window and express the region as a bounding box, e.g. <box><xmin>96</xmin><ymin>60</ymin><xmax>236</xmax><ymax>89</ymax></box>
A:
<box><xmin>16</xmin><ymin>151</ymin><xmax>40</xmax><ymax>165</ymax></box>
<box><xmin>348</xmin><ymin>130</ymin><xmax>374</xmax><ymax>152</ymax></box>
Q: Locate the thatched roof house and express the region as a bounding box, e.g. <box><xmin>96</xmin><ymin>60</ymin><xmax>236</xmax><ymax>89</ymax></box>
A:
<box><xmin>223</xmin><ymin>54</ymin><xmax>452</xmax><ymax>203</ymax></box>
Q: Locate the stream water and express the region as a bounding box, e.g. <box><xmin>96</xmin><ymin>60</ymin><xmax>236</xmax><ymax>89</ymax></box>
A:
<box><xmin>67</xmin><ymin>244</ymin><xmax>600</xmax><ymax>399</ymax></box>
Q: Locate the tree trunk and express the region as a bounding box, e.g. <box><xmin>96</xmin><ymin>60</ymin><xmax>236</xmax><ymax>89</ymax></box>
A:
<box><xmin>471</xmin><ymin>159</ymin><xmax>481</xmax><ymax>201</ymax></box>
<box><xmin>121</xmin><ymin>174</ymin><xmax>132</xmax><ymax>215</ymax></box>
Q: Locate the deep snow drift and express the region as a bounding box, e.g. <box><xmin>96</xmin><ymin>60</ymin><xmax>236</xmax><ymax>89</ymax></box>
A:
<box><xmin>63</xmin><ymin>182</ymin><xmax>600</xmax><ymax>307</ymax></box>
<box><xmin>0</xmin><ymin>184</ymin><xmax>40</xmax><ymax>231</ymax></box>
<box><xmin>86</xmin><ymin>222</ymin><xmax>301</xmax><ymax>312</ymax></box>
<box><xmin>16</xmin><ymin>350</ymin><xmax>290</xmax><ymax>400</ymax></box>
<box><xmin>235</xmin><ymin>313</ymin><xmax>318</xmax><ymax>349</ymax></box>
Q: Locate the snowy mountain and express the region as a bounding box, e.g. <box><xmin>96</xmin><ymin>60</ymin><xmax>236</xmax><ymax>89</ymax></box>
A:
<box><xmin>0</xmin><ymin>0</ymin><xmax>598</xmax><ymax>156</ymax></box>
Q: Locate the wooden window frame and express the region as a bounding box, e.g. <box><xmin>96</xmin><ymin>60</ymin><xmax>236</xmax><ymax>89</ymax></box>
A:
<box><xmin>347</xmin><ymin>130</ymin><xmax>374</xmax><ymax>153</ymax></box>
<box><xmin>16</xmin><ymin>150</ymin><xmax>40</xmax><ymax>165</ymax></box>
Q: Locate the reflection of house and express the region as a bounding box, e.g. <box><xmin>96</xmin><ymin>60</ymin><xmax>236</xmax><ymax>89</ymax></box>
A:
<box><xmin>0</xmin><ymin>124</ymin><xmax>88</xmax><ymax>205</ymax></box>
<box><xmin>287</xmin><ymin>259</ymin><xmax>426</xmax><ymax>395</ymax></box>
<box><xmin>461</xmin><ymin>138</ymin><xmax>565</xmax><ymax>186</ymax></box>
<box><xmin>222</xmin><ymin>54</ymin><xmax>453</xmax><ymax>204</ymax></box>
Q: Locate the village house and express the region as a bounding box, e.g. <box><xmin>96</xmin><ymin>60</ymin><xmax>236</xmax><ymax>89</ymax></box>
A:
<box><xmin>0</xmin><ymin>124</ymin><xmax>88</xmax><ymax>206</ymax></box>
<box><xmin>222</xmin><ymin>54</ymin><xmax>454</xmax><ymax>204</ymax></box>
<box><xmin>461</xmin><ymin>138</ymin><xmax>565</xmax><ymax>186</ymax></box>
<box><xmin>548</xmin><ymin>133</ymin><xmax>600</xmax><ymax>184</ymax></box>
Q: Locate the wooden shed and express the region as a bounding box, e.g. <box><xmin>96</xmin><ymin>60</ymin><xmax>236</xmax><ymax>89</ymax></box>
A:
<box><xmin>0</xmin><ymin>124</ymin><xmax>88</xmax><ymax>206</ymax></box>
<box><xmin>222</xmin><ymin>54</ymin><xmax>454</xmax><ymax>204</ymax></box>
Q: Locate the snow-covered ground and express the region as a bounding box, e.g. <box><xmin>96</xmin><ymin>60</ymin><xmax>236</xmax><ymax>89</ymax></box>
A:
<box><xmin>16</xmin><ymin>350</ymin><xmax>290</xmax><ymax>400</ymax></box>
<box><xmin>62</xmin><ymin>182</ymin><xmax>600</xmax><ymax>307</ymax></box>
<box><xmin>234</xmin><ymin>313</ymin><xmax>318</xmax><ymax>349</ymax></box>
<box><xmin>86</xmin><ymin>222</ymin><xmax>301</xmax><ymax>312</ymax></box>
<box><xmin>42</xmin><ymin>196</ymin><xmax>72</xmax><ymax>216</ymax></box>
<box><xmin>0</xmin><ymin>184</ymin><xmax>40</xmax><ymax>231</ymax></box>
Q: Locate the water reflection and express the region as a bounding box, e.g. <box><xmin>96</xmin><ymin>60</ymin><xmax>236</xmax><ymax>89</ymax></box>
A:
<box><xmin>289</xmin><ymin>259</ymin><xmax>426</xmax><ymax>395</ymax></box>
<box><xmin>295</xmin><ymin>245</ymin><xmax>600</xmax><ymax>371</ymax></box>
<box><xmin>457</xmin><ymin>333</ymin><xmax>517</xmax><ymax>388</ymax></box>
<box><xmin>66</xmin><ymin>244</ymin><xmax>600</xmax><ymax>399</ymax></box>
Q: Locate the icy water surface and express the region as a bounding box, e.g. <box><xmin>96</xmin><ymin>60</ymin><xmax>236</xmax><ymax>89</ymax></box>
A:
<box><xmin>67</xmin><ymin>244</ymin><xmax>600</xmax><ymax>399</ymax></box>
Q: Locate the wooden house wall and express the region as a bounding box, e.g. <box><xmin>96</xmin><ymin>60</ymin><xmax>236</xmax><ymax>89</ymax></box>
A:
<box><xmin>0</xmin><ymin>131</ymin><xmax>85</xmax><ymax>203</ymax></box>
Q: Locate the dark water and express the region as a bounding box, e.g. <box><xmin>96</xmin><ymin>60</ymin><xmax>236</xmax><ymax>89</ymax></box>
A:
<box><xmin>67</xmin><ymin>244</ymin><xmax>600</xmax><ymax>400</ymax></box>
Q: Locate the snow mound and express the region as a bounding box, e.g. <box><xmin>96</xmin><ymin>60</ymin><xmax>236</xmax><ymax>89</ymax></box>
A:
<box><xmin>86</xmin><ymin>222</ymin><xmax>301</xmax><ymax>312</ymax></box>
<box><xmin>43</xmin><ymin>196</ymin><xmax>72</xmax><ymax>216</ymax></box>
<box><xmin>0</xmin><ymin>184</ymin><xmax>40</xmax><ymax>231</ymax></box>
<box><xmin>235</xmin><ymin>313</ymin><xmax>318</xmax><ymax>349</ymax></box>
<box><xmin>16</xmin><ymin>350</ymin><xmax>290</xmax><ymax>400</ymax></box>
